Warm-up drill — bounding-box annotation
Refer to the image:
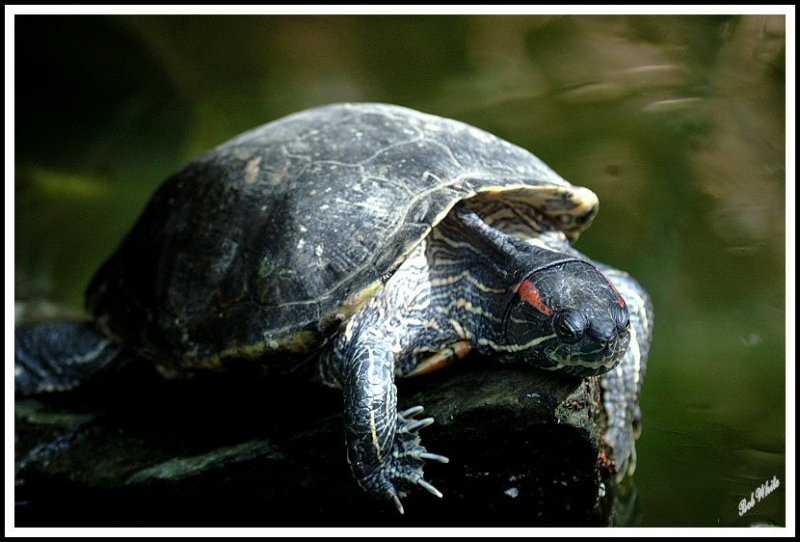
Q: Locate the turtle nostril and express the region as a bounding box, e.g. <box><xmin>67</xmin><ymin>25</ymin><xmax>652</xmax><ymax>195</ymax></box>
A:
<box><xmin>596</xmin><ymin>326</ymin><xmax>625</xmax><ymax>351</ymax></box>
<box><xmin>590</xmin><ymin>321</ymin><xmax>617</xmax><ymax>347</ymax></box>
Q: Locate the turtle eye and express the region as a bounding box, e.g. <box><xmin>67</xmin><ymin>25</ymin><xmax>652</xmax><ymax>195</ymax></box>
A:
<box><xmin>556</xmin><ymin>311</ymin><xmax>585</xmax><ymax>342</ymax></box>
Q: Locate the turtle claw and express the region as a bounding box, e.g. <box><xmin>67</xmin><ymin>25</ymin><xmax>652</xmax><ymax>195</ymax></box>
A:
<box><xmin>372</xmin><ymin>404</ymin><xmax>447</xmax><ymax>512</ymax></box>
<box><xmin>400</xmin><ymin>405</ymin><xmax>425</xmax><ymax>418</ymax></box>
<box><xmin>418</xmin><ymin>452</ymin><xmax>449</xmax><ymax>463</ymax></box>
<box><xmin>392</xmin><ymin>494</ymin><xmax>405</xmax><ymax>515</ymax></box>
<box><xmin>415</xmin><ymin>478</ymin><xmax>443</xmax><ymax>498</ymax></box>
<box><xmin>403</xmin><ymin>417</ymin><xmax>435</xmax><ymax>433</ymax></box>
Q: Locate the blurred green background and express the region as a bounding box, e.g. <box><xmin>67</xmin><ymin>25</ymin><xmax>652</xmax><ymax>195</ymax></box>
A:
<box><xmin>13</xmin><ymin>14</ymin><xmax>787</xmax><ymax>527</ymax></box>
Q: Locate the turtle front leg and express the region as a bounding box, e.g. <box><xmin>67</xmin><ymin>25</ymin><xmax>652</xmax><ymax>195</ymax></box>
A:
<box><xmin>596</xmin><ymin>267</ymin><xmax>654</xmax><ymax>480</ymax></box>
<box><xmin>320</xmin><ymin>312</ymin><xmax>449</xmax><ymax>513</ymax></box>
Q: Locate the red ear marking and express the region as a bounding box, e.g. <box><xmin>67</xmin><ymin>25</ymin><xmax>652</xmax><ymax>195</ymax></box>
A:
<box><xmin>517</xmin><ymin>279</ymin><xmax>555</xmax><ymax>316</ymax></box>
<box><xmin>607</xmin><ymin>279</ymin><xmax>627</xmax><ymax>307</ymax></box>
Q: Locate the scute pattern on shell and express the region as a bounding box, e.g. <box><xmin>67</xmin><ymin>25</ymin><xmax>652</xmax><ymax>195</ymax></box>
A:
<box><xmin>86</xmin><ymin>103</ymin><xmax>596</xmax><ymax>372</ymax></box>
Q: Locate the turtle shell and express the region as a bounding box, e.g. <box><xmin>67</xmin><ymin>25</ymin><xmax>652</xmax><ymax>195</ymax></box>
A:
<box><xmin>86</xmin><ymin>103</ymin><xmax>598</xmax><ymax>374</ymax></box>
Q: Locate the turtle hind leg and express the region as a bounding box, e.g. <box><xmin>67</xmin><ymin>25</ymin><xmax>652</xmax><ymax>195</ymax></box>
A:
<box><xmin>15</xmin><ymin>321</ymin><xmax>120</xmax><ymax>396</ymax></box>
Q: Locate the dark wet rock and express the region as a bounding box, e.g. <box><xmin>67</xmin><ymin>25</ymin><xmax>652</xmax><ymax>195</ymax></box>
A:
<box><xmin>15</xmin><ymin>358</ymin><xmax>619</xmax><ymax>527</ymax></box>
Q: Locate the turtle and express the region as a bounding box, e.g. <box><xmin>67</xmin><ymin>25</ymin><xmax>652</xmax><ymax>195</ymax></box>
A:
<box><xmin>15</xmin><ymin>102</ymin><xmax>653</xmax><ymax>513</ymax></box>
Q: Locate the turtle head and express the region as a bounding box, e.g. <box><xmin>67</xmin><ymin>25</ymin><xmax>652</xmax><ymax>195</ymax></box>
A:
<box><xmin>503</xmin><ymin>257</ymin><xmax>630</xmax><ymax>376</ymax></box>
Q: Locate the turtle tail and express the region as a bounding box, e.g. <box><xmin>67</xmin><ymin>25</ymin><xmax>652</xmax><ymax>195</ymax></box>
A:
<box><xmin>15</xmin><ymin>321</ymin><xmax>120</xmax><ymax>396</ymax></box>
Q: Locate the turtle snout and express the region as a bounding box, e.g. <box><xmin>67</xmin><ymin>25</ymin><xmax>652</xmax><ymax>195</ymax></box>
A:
<box><xmin>591</xmin><ymin>321</ymin><xmax>619</xmax><ymax>346</ymax></box>
<box><xmin>594</xmin><ymin>305</ymin><xmax>631</xmax><ymax>347</ymax></box>
<box><xmin>589</xmin><ymin>317</ymin><xmax>630</xmax><ymax>357</ymax></box>
<box><xmin>602</xmin><ymin>328</ymin><xmax>626</xmax><ymax>348</ymax></box>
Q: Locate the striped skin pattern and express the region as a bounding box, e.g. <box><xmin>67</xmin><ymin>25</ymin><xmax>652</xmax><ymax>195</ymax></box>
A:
<box><xmin>473</xmin><ymin>197</ymin><xmax>653</xmax><ymax>482</ymax></box>
<box><xmin>319</xmin><ymin>199</ymin><xmax>649</xmax><ymax>511</ymax></box>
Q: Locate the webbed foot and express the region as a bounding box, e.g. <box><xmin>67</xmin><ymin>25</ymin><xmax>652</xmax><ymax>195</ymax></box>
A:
<box><xmin>361</xmin><ymin>405</ymin><xmax>449</xmax><ymax>514</ymax></box>
<box><xmin>604</xmin><ymin>405</ymin><xmax>641</xmax><ymax>481</ymax></box>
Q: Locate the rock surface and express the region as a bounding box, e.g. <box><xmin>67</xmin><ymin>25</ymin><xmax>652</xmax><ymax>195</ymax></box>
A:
<box><xmin>15</xmin><ymin>357</ymin><xmax>625</xmax><ymax>527</ymax></box>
